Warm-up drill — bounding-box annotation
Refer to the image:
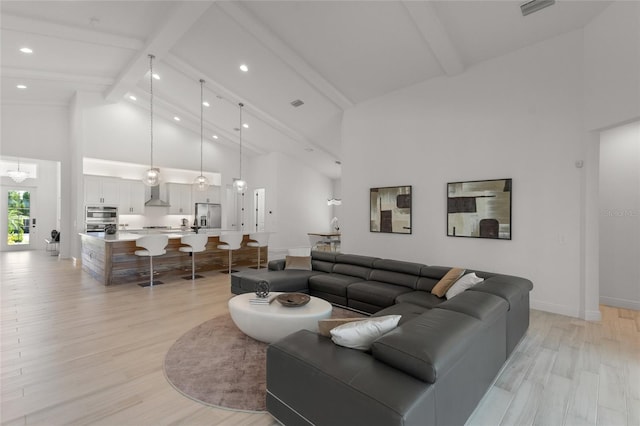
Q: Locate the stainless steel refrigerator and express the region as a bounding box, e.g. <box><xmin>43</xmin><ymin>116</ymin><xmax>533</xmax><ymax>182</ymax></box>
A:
<box><xmin>195</xmin><ymin>203</ymin><xmax>221</xmax><ymax>228</ymax></box>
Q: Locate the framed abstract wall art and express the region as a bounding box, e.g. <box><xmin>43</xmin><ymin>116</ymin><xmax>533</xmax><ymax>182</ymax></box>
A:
<box><xmin>370</xmin><ymin>185</ymin><xmax>412</xmax><ymax>234</ymax></box>
<box><xmin>447</xmin><ymin>178</ymin><xmax>512</xmax><ymax>240</ymax></box>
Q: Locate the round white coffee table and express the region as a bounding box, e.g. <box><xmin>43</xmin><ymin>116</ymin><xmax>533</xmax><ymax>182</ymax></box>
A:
<box><xmin>228</xmin><ymin>292</ymin><xmax>332</xmax><ymax>343</ymax></box>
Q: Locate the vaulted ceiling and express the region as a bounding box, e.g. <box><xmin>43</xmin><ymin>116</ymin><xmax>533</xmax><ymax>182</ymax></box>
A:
<box><xmin>0</xmin><ymin>1</ymin><xmax>611</xmax><ymax>179</ymax></box>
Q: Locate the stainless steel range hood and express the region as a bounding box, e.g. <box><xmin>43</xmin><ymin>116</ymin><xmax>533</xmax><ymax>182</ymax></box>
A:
<box><xmin>145</xmin><ymin>185</ymin><xmax>170</xmax><ymax>207</ymax></box>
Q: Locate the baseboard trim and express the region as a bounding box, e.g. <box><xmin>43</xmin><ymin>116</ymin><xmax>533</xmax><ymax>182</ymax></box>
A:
<box><xmin>530</xmin><ymin>300</ymin><xmax>580</xmax><ymax>318</ymax></box>
<box><xmin>584</xmin><ymin>309</ymin><xmax>602</xmax><ymax>321</ymax></box>
<box><xmin>599</xmin><ymin>296</ymin><xmax>640</xmax><ymax>311</ymax></box>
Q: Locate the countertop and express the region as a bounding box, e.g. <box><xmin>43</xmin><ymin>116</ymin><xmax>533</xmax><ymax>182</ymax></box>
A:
<box><xmin>79</xmin><ymin>229</ymin><xmax>231</xmax><ymax>242</ymax></box>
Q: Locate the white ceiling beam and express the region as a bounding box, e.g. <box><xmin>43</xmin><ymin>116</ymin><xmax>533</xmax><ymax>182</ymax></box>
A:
<box><xmin>1</xmin><ymin>14</ymin><xmax>143</xmax><ymax>50</ymax></box>
<box><xmin>402</xmin><ymin>1</ymin><xmax>465</xmax><ymax>76</ymax></box>
<box><xmin>217</xmin><ymin>1</ymin><xmax>354</xmax><ymax>111</ymax></box>
<box><xmin>104</xmin><ymin>1</ymin><xmax>212</xmax><ymax>103</ymax></box>
<box><xmin>164</xmin><ymin>54</ymin><xmax>340</xmax><ymax>160</ymax></box>
<box><xmin>2</xmin><ymin>67</ymin><xmax>114</xmax><ymax>86</ymax></box>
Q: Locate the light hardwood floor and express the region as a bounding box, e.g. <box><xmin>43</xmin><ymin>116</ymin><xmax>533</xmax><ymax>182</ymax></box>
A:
<box><xmin>1</xmin><ymin>250</ymin><xmax>638</xmax><ymax>426</ymax></box>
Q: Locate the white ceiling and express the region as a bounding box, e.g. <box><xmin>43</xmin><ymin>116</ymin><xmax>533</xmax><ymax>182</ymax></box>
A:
<box><xmin>0</xmin><ymin>0</ymin><xmax>612</xmax><ymax>179</ymax></box>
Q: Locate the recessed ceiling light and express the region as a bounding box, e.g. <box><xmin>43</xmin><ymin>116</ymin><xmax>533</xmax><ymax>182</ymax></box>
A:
<box><xmin>173</xmin><ymin>116</ymin><xmax>180</xmax><ymax>122</ymax></box>
<box><xmin>212</xmin><ymin>135</ymin><xmax>219</xmax><ymax>139</ymax></box>
<box><xmin>16</xmin><ymin>84</ymin><xmax>27</xmax><ymax>89</ymax></box>
<box><xmin>19</xmin><ymin>47</ymin><xmax>33</xmax><ymax>54</ymax></box>
<box><xmin>291</xmin><ymin>99</ymin><xmax>304</xmax><ymax>107</ymax></box>
<box><xmin>152</xmin><ymin>73</ymin><xmax>160</xmax><ymax>80</ymax></box>
<box><xmin>239</xmin><ymin>64</ymin><xmax>249</xmax><ymax>72</ymax></box>
<box><xmin>242</xmin><ymin>123</ymin><xmax>249</xmax><ymax>129</ymax></box>
<box><xmin>129</xmin><ymin>95</ymin><xmax>137</xmax><ymax>101</ymax></box>
<box><xmin>202</xmin><ymin>101</ymin><xmax>210</xmax><ymax>107</ymax></box>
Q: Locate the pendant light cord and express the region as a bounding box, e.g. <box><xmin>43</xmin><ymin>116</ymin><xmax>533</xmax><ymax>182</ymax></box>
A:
<box><xmin>200</xmin><ymin>79</ymin><xmax>205</xmax><ymax>176</ymax></box>
<box><xmin>149</xmin><ymin>54</ymin><xmax>155</xmax><ymax>170</ymax></box>
<box><xmin>239</xmin><ymin>102</ymin><xmax>244</xmax><ymax>181</ymax></box>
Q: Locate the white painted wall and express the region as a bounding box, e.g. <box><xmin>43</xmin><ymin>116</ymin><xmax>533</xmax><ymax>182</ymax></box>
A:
<box><xmin>342</xmin><ymin>30</ymin><xmax>586</xmax><ymax>317</ymax></box>
<box><xmin>1</xmin><ymin>104</ymin><xmax>71</xmax><ymax>257</ymax></box>
<box><xmin>248</xmin><ymin>151</ymin><xmax>333</xmax><ymax>255</ymax></box>
<box><xmin>584</xmin><ymin>1</ymin><xmax>640</xmax><ymax>131</ymax></box>
<box><xmin>599</xmin><ymin>121</ymin><xmax>640</xmax><ymax>310</ymax></box>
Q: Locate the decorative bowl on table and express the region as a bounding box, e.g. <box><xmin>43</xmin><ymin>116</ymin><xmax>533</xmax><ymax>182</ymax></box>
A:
<box><xmin>276</xmin><ymin>293</ymin><xmax>310</xmax><ymax>307</ymax></box>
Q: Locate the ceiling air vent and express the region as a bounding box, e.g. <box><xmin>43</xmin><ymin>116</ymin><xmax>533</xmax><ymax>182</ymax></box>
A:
<box><xmin>520</xmin><ymin>0</ymin><xmax>555</xmax><ymax>16</ymax></box>
<box><xmin>290</xmin><ymin>99</ymin><xmax>304</xmax><ymax>107</ymax></box>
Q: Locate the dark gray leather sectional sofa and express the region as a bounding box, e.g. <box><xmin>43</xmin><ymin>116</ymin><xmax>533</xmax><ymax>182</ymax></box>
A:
<box><xmin>230</xmin><ymin>251</ymin><xmax>533</xmax><ymax>426</ymax></box>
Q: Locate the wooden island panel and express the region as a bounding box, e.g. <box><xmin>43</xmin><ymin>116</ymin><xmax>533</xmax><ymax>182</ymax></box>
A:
<box><xmin>81</xmin><ymin>234</ymin><xmax>266</xmax><ymax>286</ymax></box>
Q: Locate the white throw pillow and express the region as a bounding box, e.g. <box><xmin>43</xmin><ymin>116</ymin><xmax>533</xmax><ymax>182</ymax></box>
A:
<box><xmin>330</xmin><ymin>315</ymin><xmax>401</xmax><ymax>351</ymax></box>
<box><xmin>445</xmin><ymin>273</ymin><xmax>484</xmax><ymax>299</ymax></box>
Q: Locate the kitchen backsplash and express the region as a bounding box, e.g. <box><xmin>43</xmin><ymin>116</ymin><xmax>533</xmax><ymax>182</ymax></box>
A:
<box><xmin>119</xmin><ymin>211</ymin><xmax>195</xmax><ymax>230</ymax></box>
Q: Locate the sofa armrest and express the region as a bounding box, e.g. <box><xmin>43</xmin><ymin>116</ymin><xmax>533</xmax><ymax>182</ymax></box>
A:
<box><xmin>268</xmin><ymin>259</ymin><xmax>286</xmax><ymax>270</ymax></box>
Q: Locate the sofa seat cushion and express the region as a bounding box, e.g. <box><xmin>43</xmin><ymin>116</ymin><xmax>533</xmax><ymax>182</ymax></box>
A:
<box><xmin>371</xmin><ymin>309</ymin><xmax>482</xmax><ymax>383</ymax></box>
<box><xmin>373</xmin><ymin>302</ymin><xmax>429</xmax><ymax>325</ymax></box>
<box><xmin>309</xmin><ymin>273</ymin><xmax>364</xmax><ymax>297</ymax></box>
<box><xmin>395</xmin><ymin>291</ymin><xmax>445</xmax><ymax>309</ymax></box>
<box><xmin>347</xmin><ymin>281</ymin><xmax>413</xmax><ymax>309</ymax></box>
<box><xmin>436</xmin><ymin>291</ymin><xmax>508</xmax><ymax>323</ymax></box>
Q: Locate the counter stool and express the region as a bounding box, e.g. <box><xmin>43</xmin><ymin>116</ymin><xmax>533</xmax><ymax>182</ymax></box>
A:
<box><xmin>217</xmin><ymin>231</ymin><xmax>243</xmax><ymax>274</ymax></box>
<box><xmin>247</xmin><ymin>232</ymin><xmax>270</xmax><ymax>269</ymax></box>
<box><xmin>179</xmin><ymin>234</ymin><xmax>209</xmax><ymax>280</ymax></box>
<box><xmin>134</xmin><ymin>234</ymin><xmax>169</xmax><ymax>287</ymax></box>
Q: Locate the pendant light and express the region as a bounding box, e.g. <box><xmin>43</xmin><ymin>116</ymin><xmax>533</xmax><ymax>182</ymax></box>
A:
<box><xmin>7</xmin><ymin>158</ymin><xmax>29</xmax><ymax>183</ymax></box>
<box><xmin>142</xmin><ymin>54</ymin><xmax>161</xmax><ymax>187</ymax></box>
<box><xmin>193</xmin><ymin>79</ymin><xmax>210</xmax><ymax>191</ymax></box>
<box><xmin>233</xmin><ymin>102</ymin><xmax>247</xmax><ymax>193</ymax></box>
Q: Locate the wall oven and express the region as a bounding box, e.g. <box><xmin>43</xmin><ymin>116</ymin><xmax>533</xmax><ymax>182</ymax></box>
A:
<box><xmin>85</xmin><ymin>206</ymin><xmax>118</xmax><ymax>232</ymax></box>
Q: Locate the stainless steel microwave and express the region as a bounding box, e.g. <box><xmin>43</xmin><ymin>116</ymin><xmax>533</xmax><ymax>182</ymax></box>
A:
<box><xmin>85</xmin><ymin>206</ymin><xmax>118</xmax><ymax>232</ymax></box>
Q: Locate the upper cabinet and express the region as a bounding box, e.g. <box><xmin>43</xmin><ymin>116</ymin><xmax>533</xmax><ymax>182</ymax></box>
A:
<box><xmin>167</xmin><ymin>183</ymin><xmax>192</xmax><ymax>215</ymax></box>
<box><xmin>120</xmin><ymin>180</ymin><xmax>145</xmax><ymax>214</ymax></box>
<box><xmin>193</xmin><ymin>185</ymin><xmax>221</xmax><ymax>204</ymax></box>
<box><xmin>84</xmin><ymin>176</ymin><xmax>120</xmax><ymax>206</ymax></box>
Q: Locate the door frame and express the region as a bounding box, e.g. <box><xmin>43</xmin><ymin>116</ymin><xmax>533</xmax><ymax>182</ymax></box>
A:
<box><xmin>1</xmin><ymin>185</ymin><xmax>38</xmax><ymax>251</ymax></box>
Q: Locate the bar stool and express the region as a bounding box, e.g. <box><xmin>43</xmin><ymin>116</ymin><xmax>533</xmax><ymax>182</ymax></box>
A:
<box><xmin>179</xmin><ymin>234</ymin><xmax>209</xmax><ymax>280</ymax></box>
<box><xmin>217</xmin><ymin>231</ymin><xmax>243</xmax><ymax>274</ymax></box>
<box><xmin>134</xmin><ymin>234</ymin><xmax>169</xmax><ymax>287</ymax></box>
<box><xmin>247</xmin><ymin>232</ymin><xmax>270</xmax><ymax>269</ymax></box>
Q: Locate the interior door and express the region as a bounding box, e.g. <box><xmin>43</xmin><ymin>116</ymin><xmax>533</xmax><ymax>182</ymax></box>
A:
<box><xmin>1</xmin><ymin>186</ymin><xmax>37</xmax><ymax>251</ymax></box>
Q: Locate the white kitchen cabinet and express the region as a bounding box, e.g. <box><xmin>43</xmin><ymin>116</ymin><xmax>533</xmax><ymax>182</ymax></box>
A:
<box><xmin>193</xmin><ymin>185</ymin><xmax>221</xmax><ymax>204</ymax></box>
<box><xmin>84</xmin><ymin>176</ymin><xmax>120</xmax><ymax>206</ymax></box>
<box><xmin>120</xmin><ymin>180</ymin><xmax>145</xmax><ymax>214</ymax></box>
<box><xmin>167</xmin><ymin>183</ymin><xmax>192</xmax><ymax>215</ymax></box>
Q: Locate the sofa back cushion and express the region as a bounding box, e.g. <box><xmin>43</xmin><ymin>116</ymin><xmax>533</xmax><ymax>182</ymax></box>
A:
<box><xmin>416</xmin><ymin>266</ymin><xmax>451</xmax><ymax>292</ymax></box>
<box><xmin>333</xmin><ymin>263</ymin><xmax>372</xmax><ymax>280</ymax></box>
<box><xmin>335</xmin><ymin>254</ymin><xmax>379</xmax><ymax>268</ymax></box>
<box><xmin>372</xmin><ymin>259</ymin><xmax>424</xmax><ymax>275</ymax></box>
<box><xmin>371</xmin><ymin>309</ymin><xmax>482</xmax><ymax>384</ymax></box>
<box><xmin>369</xmin><ymin>270</ymin><xmax>419</xmax><ymax>289</ymax></box>
<box><xmin>312</xmin><ymin>251</ymin><xmax>338</xmax><ymax>263</ymax></box>
<box><xmin>312</xmin><ymin>260</ymin><xmax>335</xmax><ymax>273</ymax></box>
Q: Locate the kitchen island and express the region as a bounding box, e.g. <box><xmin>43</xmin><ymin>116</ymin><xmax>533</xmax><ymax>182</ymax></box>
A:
<box><xmin>80</xmin><ymin>232</ymin><xmax>266</xmax><ymax>286</ymax></box>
